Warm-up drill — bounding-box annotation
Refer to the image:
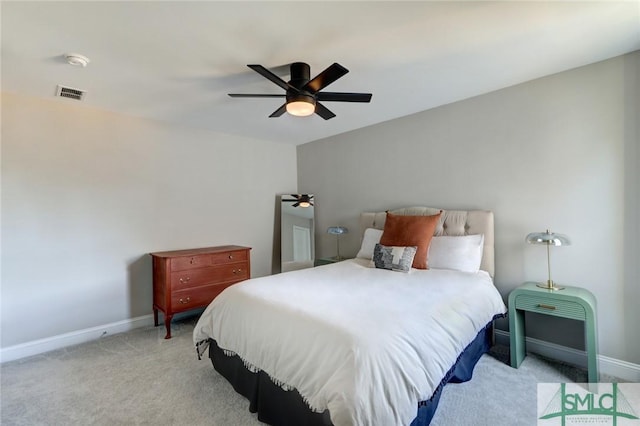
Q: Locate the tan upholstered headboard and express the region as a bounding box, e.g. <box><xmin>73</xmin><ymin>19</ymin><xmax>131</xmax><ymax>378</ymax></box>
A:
<box><xmin>360</xmin><ymin>207</ymin><xmax>495</xmax><ymax>277</ymax></box>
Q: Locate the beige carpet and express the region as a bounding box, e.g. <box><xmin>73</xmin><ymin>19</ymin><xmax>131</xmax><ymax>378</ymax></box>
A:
<box><xmin>1</xmin><ymin>316</ymin><xmax>611</xmax><ymax>426</ymax></box>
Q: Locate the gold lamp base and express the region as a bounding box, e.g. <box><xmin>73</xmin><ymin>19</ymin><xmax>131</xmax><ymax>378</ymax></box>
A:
<box><xmin>536</xmin><ymin>280</ymin><xmax>565</xmax><ymax>291</ymax></box>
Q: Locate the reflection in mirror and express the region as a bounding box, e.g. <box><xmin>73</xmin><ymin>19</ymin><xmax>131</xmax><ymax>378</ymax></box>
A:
<box><xmin>281</xmin><ymin>194</ymin><xmax>315</xmax><ymax>272</ymax></box>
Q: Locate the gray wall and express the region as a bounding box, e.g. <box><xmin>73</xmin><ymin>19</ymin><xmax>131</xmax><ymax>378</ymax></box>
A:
<box><xmin>298</xmin><ymin>52</ymin><xmax>640</xmax><ymax>364</ymax></box>
<box><xmin>1</xmin><ymin>92</ymin><xmax>297</xmax><ymax>348</ymax></box>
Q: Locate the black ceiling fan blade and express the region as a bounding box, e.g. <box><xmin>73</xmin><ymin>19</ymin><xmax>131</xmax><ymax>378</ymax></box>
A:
<box><xmin>315</xmin><ymin>102</ymin><xmax>336</xmax><ymax>120</ymax></box>
<box><xmin>284</xmin><ymin>194</ymin><xmax>313</xmax><ymax>206</ymax></box>
<box><xmin>317</xmin><ymin>92</ymin><xmax>372</xmax><ymax>103</ymax></box>
<box><xmin>303</xmin><ymin>63</ymin><xmax>348</xmax><ymax>93</ymax></box>
<box><xmin>248</xmin><ymin>64</ymin><xmax>298</xmax><ymax>92</ymax></box>
<box><xmin>228</xmin><ymin>94</ymin><xmax>285</xmax><ymax>98</ymax></box>
<box><xmin>269</xmin><ymin>103</ymin><xmax>287</xmax><ymax>118</ymax></box>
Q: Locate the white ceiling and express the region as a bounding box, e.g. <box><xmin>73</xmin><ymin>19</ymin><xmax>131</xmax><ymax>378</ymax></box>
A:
<box><xmin>2</xmin><ymin>1</ymin><xmax>639</xmax><ymax>145</ymax></box>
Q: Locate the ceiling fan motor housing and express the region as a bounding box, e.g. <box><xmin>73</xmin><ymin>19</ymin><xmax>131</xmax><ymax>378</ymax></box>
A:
<box><xmin>287</xmin><ymin>62</ymin><xmax>315</xmax><ymax>105</ymax></box>
<box><xmin>289</xmin><ymin>62</ymin><xmax>311</xmax><ymax>88</ymax></box>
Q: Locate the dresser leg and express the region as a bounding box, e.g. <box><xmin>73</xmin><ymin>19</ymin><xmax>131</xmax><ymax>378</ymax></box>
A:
<box><xmin>153</xmin><ymin>309</ymin><xmax>159</xmax><ymax>327</ymax></box>
<box><xmin>164</xmin><ymin>315</ymin><xmax>173</xmax><ymax>339</ymax></box>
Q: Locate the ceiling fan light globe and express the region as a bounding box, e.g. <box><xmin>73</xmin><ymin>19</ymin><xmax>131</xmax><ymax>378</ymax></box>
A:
<box><xmin>286</xmin><ymin>100</ymin><xmax>315</xmax><ymax>117</ymax></box>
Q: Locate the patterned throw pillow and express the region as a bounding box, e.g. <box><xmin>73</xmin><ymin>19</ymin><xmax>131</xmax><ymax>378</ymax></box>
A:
<box><xmin>373</xmin><ymin>244</ymin><xmax>417</xmax><ymax>273</ymax></box>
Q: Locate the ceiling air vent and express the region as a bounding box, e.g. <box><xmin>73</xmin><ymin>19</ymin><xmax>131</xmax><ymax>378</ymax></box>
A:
<box><xmin>56</xmin><ymin>85</ymin><xmax>86</xmax><ymax>101</ymax></box>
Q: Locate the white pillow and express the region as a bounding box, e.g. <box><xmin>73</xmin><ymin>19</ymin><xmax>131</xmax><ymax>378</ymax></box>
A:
<box><xmin>356</xmin><ymin>228</ymin><xmax>384</xmax><ymax>259</ymax></box>
<box><xmin>427</xmin><ymin>234</ymin><xmax>484</xmax><ymax>273</ymax></box>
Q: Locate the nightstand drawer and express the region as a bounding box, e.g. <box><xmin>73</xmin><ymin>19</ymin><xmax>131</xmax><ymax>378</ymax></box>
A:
<box><xmin>514</xmin><ymin>294</ymin><xmax>586</xmax><ymax>320</ymax></box>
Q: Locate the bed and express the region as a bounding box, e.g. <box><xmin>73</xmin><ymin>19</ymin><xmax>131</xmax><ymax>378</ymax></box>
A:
<box><xmin>193</xmin><ymin>207</ymin><xmax>507</xmax><ymax>425</ymax></box>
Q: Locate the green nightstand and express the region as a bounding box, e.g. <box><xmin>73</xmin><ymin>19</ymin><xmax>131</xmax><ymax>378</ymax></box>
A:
<box><xmin>509</xmin><ymin>282</ymin><xmax>599</xmax><ymax>383</ymax></box>
<box><xmin>315</xmin><ymin>257</ymin><xmax>348</xmax><ymax>266</ymax></box>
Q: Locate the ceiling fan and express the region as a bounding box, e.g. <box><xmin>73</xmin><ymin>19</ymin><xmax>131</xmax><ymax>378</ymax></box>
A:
<box><xmin>228</xmin><ymin>62</ymin><xmax>372</xmax><ymax>120</ymax></box>
<box><xmin>282</xmin><ymin>194</ymin><xmax>314</xmax><ymax>208</ymax></box>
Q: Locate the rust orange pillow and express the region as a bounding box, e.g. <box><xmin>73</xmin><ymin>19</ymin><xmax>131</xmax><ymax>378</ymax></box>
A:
<box><xmin>380</xmin><ymin>211</ymin><xmax>442</xmax><ymax>269</ymax></box>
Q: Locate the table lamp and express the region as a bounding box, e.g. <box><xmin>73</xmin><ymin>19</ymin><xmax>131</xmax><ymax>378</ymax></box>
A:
<box><xmin>327</xmin><ymin>226</ymin><xmax>348</xmax><ymax>260</ymax></box>
<box><xmin>526</xmin><ymin>229</ymin><xmax>571</xmax><ymax>290</ymax></box>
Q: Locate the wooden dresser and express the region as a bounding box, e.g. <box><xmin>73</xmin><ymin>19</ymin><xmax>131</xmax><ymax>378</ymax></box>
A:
<box><xmin>150</xmin><ymin>245</ymin><xmax>251</xmax><ymax>339</ymax></box>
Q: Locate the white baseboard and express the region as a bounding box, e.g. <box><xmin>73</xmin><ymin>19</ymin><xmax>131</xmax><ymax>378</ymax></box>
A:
<box><xmin>0</xmin><ymin>314</ymin><xmax>155</xmax><ymax>363</ymax></box>
<box><xmin>494</xmin><ymin>329</ymin><xmax>640</xmax><ymax>383</ymax></box>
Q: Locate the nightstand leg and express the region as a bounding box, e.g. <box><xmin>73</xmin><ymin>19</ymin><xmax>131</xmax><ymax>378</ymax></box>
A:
<box><xmin>490</xmin><ymin>321</ymin><xmax>496</xmax><ymax>347</ymax></box>
<box><xmin>510</xmin><ymin>308</ymin><xmax>526</xmax><ymax>368</ymax></box>
<box><xmin>585</xmin><ymin>315</ymin><xmax>599</xmax><ymax>383</ymax></box>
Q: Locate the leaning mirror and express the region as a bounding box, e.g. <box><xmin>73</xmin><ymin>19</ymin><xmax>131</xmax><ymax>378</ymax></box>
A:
<box><xmin>280</xmin><ymin>194</ymin><xmax>315</xmax><ymax>272</ymax></box>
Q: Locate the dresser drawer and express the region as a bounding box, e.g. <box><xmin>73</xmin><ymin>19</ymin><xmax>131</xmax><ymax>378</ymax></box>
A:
<box><xmin>171</xmin><ymin>263</ymin><xmax>249</xmax><ymax>290</ymax></box>
<box><xmin>171</xmin><ymin>250</ymin><xmax>248</xmax><ymax>271</ymax></box>
<box><xmin>171</xmin><ymin>283</ymin><xmax>234</xmax><ymax>311</ymax></box>
<box><xmin>210</xmin><ymin>250</ymin><xmax>248</xmax><ymax>265</ymax></box>
<box><xmin>171</xmin><ymin>255</ymin><xmax>211</xmax><ymax>271</ymax></box>
<box><xmin>514</xmin><ymin>294</ymin><xmax>586</xmax><ymax>321</ymax></box>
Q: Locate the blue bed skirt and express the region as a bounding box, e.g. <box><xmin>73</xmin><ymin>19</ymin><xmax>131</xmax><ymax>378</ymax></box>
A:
<box><xmin>207</xmin><ymin>320</ymin><xmax>495</xmax><ymax>425</ymax></box>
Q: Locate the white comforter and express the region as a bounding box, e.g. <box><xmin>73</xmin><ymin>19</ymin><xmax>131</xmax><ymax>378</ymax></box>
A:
<box><xmin>193</xmin><ymin>259</ymin><xmax>506</xmax><ymax>426</ymax></box>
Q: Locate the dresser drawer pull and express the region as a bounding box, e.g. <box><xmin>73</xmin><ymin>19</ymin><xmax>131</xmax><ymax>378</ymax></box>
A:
<box><xmin>233</xmin><ymin>268</ymin><xmax>243</xmax><ymax>274</ymax></box>
<box><xmin>228</xmin><ymin>254</ymin><xmax>234</xmax><ymax>260</ymax></box>
<box><xmin>179</xmin><ymin>277</ymin><xmax>190</xmax><ymax>284</ymax></box>
<box><xmin>189</xmin><ymin>258</ymin><xmax>195</xmax><ymax>264</ymax></box>
<box><xmin>537</xmin><ymin>304</ymin><xmax>556</xmax><ymax>310</ymax></box>
<box><xmin>179</xmin><ymin>297</ymin><xmax>191</xmax><ymax>304</ymax></box>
